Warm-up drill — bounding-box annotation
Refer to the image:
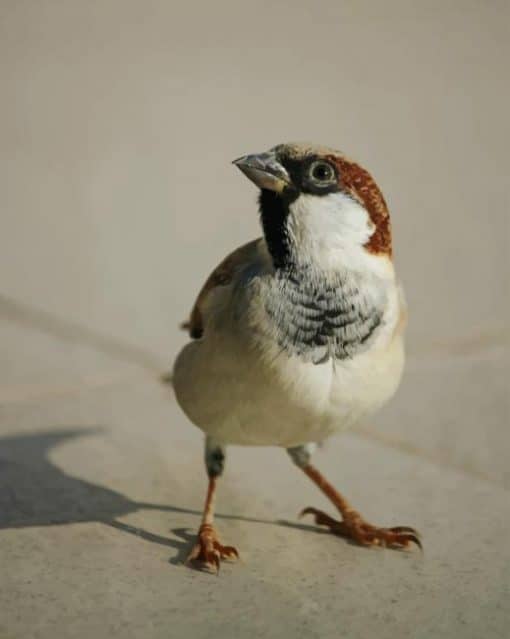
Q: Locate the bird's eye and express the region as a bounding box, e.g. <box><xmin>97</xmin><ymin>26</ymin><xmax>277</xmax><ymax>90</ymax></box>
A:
<box><xmin>309</xmin><ymin>161</ymin><xmax>335</xmax><ymax>184</ymax></box>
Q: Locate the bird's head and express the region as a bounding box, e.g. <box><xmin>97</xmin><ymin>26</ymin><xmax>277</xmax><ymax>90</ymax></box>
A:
<box><xmin>234</xmin><ymin>143</ymin><xmax>392</xmax><ymax>273</ymax></box>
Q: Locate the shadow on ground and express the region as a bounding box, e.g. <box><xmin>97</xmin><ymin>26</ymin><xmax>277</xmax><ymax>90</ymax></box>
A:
<box><xmin>0</xmin><ymin>428</ymin><xmax>325</xmax><ymax>565</ymax></box>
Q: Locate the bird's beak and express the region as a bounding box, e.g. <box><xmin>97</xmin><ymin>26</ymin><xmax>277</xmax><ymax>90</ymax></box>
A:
<box><xmin>233</xmin><ymin>151</ymin><xmax>291</xmax><ymax>193</ymax></box>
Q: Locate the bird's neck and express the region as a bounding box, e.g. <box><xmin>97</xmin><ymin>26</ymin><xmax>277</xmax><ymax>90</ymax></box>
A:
<box><xmin>259</xmin><ymin>188</ymin><xmax>395</xmax><ymax>283</ymax></box>
<box><xmin>259</xmin><ymin>189</ymin><xmax>329</xmax><ymax>274</ymax></box>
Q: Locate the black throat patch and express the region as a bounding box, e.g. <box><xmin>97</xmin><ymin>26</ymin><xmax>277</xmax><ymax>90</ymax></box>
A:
<box><xmin>258</xmin><ymin>189</ymin><xmax>295</xmax><ymax>269</ymax></box>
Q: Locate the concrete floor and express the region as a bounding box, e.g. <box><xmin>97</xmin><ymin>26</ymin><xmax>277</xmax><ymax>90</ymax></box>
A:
<box><xmin>1</xmin><ymin>2</ymin><xmax>509</xmax><ymax>638</ymax></box>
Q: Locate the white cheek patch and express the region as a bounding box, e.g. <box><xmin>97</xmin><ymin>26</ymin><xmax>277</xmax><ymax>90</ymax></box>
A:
<box><xmin>287</xmin><ymin>192</ymin><xmax>376</xmax><ymax>270</ymax></box>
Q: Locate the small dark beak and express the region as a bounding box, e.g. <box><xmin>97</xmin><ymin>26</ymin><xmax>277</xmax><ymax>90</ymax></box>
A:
<box><xmin>233</xmin><ymin>151</ymin><xmax>290</xmax><ymax>193</ymax></box>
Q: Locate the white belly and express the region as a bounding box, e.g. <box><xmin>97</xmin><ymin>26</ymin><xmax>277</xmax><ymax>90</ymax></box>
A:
<box><xmin>173</xmin><ymin>332</ymin><xmax>404</xmax><ymax>447</ymax></box>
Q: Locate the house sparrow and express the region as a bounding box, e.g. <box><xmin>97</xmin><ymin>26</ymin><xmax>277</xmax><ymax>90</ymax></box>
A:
<box><xmin>172</xmin><ymin>143</ymin><xmax>420</xmax><ymax>572</ymax></box>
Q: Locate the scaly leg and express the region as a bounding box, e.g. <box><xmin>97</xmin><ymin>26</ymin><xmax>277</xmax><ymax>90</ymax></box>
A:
<box><xmin>187</xmin><ymin>438</ymin><xmax>239</xmax><ymax>572</ymax></box>
<box><xmin>287</xmin><ymin>444</ymin><xmax>421</xmax><ymax>550</ymax></box>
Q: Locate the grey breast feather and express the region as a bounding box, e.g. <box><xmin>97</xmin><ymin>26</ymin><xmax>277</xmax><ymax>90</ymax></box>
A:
<box><xmin>260</xmin><ymin>268</ymin><xmax>387</xmax><ymax>364</ymax></box>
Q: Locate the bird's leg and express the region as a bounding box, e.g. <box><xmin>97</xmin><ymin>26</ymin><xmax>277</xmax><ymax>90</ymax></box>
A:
<box><xmin>187</xmin><ymin>437</ymin><xmax>239</xmax><ymax>572</ymax></box>
<box><xmin>287</xmin><ymin>444</ymin><xmax>421</xmax><ymax>550</ymax></box>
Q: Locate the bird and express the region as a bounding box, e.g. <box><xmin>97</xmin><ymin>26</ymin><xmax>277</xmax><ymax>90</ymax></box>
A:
<box><xmin>172</xmin><ymin>142</ymin><xmax>420</xmax><ymax>572</ymax></box>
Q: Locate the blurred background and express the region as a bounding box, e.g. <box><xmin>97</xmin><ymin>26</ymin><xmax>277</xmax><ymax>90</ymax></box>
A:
<box><xmin>2</xmin><ymin>0</ymin><xmax>508</xmax><ymax>359</ymax></box>
<box><xmin>1</xmin><ymin>2</ymin><xmax>508</xmax><ymax>638</ymax></box>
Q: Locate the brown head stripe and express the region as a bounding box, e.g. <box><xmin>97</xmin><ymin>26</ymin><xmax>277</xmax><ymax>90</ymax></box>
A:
<box><xmin>326</xmin><ymin>155</ymin><xmax>392</xmax><ymax>256</ymax></box>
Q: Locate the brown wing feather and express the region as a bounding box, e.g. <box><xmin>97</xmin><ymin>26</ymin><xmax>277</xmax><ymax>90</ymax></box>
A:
<box><xmin>182</xmin><ymin>239</ymin><xmax>262</xmax><ymax>339</ymax></box>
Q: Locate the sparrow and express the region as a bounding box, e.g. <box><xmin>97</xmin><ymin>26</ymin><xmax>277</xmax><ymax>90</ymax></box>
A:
<box><xmin>172</xmin><ymin>142</ymin><xmax>420</xmax><ymax>572</ymax></box>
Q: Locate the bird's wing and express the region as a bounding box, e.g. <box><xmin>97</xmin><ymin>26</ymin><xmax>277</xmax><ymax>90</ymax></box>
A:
<box><xmin>181</xmin><ymin>238</ymin><xmax>264</xmax><ymax>339</ymax></box>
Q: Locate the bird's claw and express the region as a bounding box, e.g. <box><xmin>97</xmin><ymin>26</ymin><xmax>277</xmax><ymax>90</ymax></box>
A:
<box><xmin>186</xmin><ymin>523</ymin><xmax>239</xmax><ymax>573</ymax></box>
<box><xmin>300</xmin><ymin>507</ymin><xmax>422</xmax><ymax>550</ymax></box>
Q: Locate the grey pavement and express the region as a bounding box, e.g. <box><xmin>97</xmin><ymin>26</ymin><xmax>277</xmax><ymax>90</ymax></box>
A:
<box><xmin>1</xmin><ymin>2</ymin><xmax>509</xmax><ymax>638</ymax></box>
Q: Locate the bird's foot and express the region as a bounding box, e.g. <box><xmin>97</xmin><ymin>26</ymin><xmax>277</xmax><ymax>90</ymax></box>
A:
<box><xmin>186</xmin><ymin>523</ymin><xmax>239</xmax><ymax>573</ymax></box>
<box><xmin>301</xmin><ymin>507</ymin><xmax>421</xmax><ymax>550</ymax></box>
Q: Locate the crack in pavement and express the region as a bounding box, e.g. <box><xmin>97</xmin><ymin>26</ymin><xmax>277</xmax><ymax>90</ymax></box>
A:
<box><xmin>0</xmin><ymin>292</ymin><xmax>163</xmax><ymax>374</ymax></box>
